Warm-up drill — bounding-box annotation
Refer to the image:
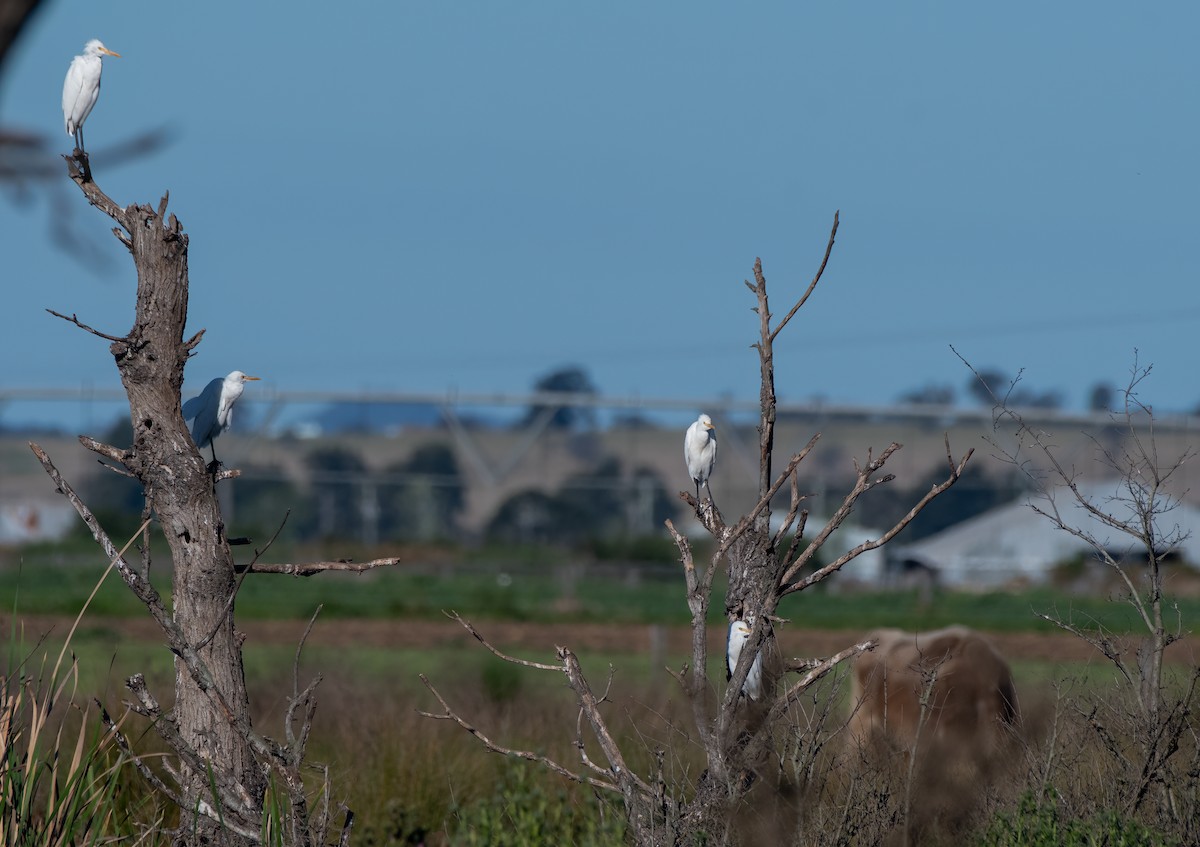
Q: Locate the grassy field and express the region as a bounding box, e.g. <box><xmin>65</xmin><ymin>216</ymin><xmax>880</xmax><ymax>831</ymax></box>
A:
<box><xmin>7</xmin><ymin>621</ymin><xmax>1189</xmax><ymax>846</ymax></box>
<box><xmin>4</xmin><ymin>538</ymin><xmax>1199</xmax><ymax>845</ymax></box>
<box><xmin>6</xmin><ymin>545</ymin><xmax>1199</xmax><ymax>635</ymax></box>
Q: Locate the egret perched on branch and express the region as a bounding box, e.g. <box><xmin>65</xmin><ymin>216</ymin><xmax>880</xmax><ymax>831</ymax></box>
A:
<box><xmin>62</xmin><ymin>39</ymin><xmax>120</xmax><ymax>153</ymax></box>
<box><xmin>182</xmin><ymin>371</ymin><xmax>260</xmax><ymax>464</ymax></box>
<box><xmin>726</xmin><ymin>619</ymin><xmax>763</xmax><ymax>701</ymax></box>
<box><xmin>684</xmin><ymin>413</ymin><xmax>717</xmax><ymax>501</ymax></box>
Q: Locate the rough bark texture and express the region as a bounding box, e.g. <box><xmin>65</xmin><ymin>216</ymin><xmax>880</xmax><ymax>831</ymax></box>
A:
<box><xmin>67</xmin><ymin>169</ymin><xmax>264</xmax><ymax>844</ymax></box>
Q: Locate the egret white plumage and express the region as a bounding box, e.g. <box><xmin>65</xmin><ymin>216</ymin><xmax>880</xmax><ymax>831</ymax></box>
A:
<box><xmin>182</xmin><ymin>371</ymin><xmax>260</xmax><ymax>464</ymax></box>
<box><xmin>62</xmin><ymin>40</ymin><xmax>120</xmax><ymax>153</ymax></box>
<box><xmin>684</xmin><ymin>413</ymin><xmax>717</xmax><ymax>500</ymax></box>
<box><xmin>726</xmin><ymin>619</ymin><xmax>763</xmax><ymax>701</ymax></box>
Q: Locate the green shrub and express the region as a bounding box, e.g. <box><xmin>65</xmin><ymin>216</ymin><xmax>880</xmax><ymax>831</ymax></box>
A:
<box><xmin>450</xmin><ymin>761</ymin><xmax>625</xmax><ymax>846</ymax></box>
<box><xmin>981</xmin><ymin>791</ymin><xmax>1177</xmax><ymax>847</ymax></box>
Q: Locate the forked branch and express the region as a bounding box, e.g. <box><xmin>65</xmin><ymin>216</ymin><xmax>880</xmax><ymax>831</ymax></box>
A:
<box><xmin>780</xmin><ymin>436</ymin><xmax>973</xmax><ymax>595</ymax></box>
<box><xmin>418</xmin><ymin>613</ymin><xmax>667</xmax><ymax>829</ymax></box>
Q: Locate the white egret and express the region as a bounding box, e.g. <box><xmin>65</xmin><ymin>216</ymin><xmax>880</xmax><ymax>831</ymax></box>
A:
<box><xmin>182</xmin><ymin>371</ymin><xmax>260</xmax><ymax>464</ymax></box>
<box><xmin>684</xmin><ymin>413</ymin><xmax>717</xmax><ymax>500</ymax></box>
<box><xmin>62</xmin><ymin>39</ymin><xmax>120</xmax><ymax>153</ymax></box>
<box><xmin>726</xmin><ymin>619</ymin><xmax>763</xmax><ymax>701</ymax></box>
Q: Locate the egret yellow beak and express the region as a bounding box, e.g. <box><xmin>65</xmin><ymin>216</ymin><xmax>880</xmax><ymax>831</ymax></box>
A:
<box><xmin>705</xmin><ymin>422</ymin><xmax>715</xmax><ymax>430</ymax></box>
<box><xmin>100</xmin><ymin>47</ymin><xmax>121</xmax><ymax>57</ymax></box>
<box><xmin>244</xmin><ymin>376</ymin><xmax>261</xmax><ymax>381</ymax></box>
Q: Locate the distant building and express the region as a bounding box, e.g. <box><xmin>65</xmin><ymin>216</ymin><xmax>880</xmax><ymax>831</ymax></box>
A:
<box><xmin>891</xmin><ymin>480</ymin><xmax>1200</xmax><ymax>588</ymax></box>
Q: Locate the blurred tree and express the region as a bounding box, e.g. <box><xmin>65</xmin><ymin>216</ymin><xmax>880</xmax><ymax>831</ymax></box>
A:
<box><xmin>966</xmin><ymin>368</ymin><xmax>1063</xmax><ymax>410</ymax></box>
<box><xmin>897</xmin><ymin>383</ymin><xmax>956</xmax><ymax>405</ymax></box>
<box><xmin>556</xmin><ymin>457</ymin><xmax>625</xmax><ymax>539</ymax></box>
<box><xmin>378</xmin><ymin>442</ymin><xmax>465</xmax><ymax>541</ymax></box>
<box><xmin>1023</xmin><ymin>388</ymin><xmax>1064</xmax><ymax>409</ymax></box>
<box><xmin>1089</xmin><ymin>381</ymin><xmax>1115</xmax><ymax>412</ymax></box>
<box><xmin>486</xmin><ymin>490</ymin><xmax>588</xmax><ymax>545</ymax></box>
<box><xmin>486</xmin><ymin>458</ymin><xmax>676</xmax><ymax>546</ymax></box>
<box><xmin>965</xmin><ymin>368</ymin><xmax>1010</xmax><ymax>406</ymax></box>
<box><xmin>520</xmin><ymin>366</ymin><xmax>597</xmax><ymax>430</ymax></box>
<box><xmin>627</xmin><ymin>465</ymin><xmax>678</xmax><ymax>535</ymax></box>
<box><xmin>230</xmin><ymin>465</ymin><xmax>307</xmax><ymax>540</ymax></box>
<box><xmin>304</xmin><ymin>446</ymin><xmax>368</xmax><ymax>541</ymax></box>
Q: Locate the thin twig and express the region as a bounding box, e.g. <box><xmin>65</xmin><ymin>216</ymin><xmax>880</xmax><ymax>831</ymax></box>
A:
<box><xmin>235</xmin><ymin>558</ymin><xmax>411</xmax><ymax>576</ymax></box>
<box><xmin>446</xmin><ymin>611</ymin><xmax>562</xmax><ymax>671</ymax></box>
<box><xmin>46</xmin><ymin>308</ymin><xmax>127</xmax><ymax>342</ymax></box>
<box><xmin>79</xmin><ymin>435</ymin><xmax>130</xmax><ymax>465</ymax></box>
<box><xmin>769</xmin><ymin>211</ymin><xmax>839</xmax><ymax>342</ymax></box>
<box><xmin>417</xmin><ymin>673</ymin><xmax>619</xmax><ymax>792</ymax></box>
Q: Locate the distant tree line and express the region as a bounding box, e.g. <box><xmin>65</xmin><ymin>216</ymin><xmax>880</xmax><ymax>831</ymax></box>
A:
<box><xmin>897</xmin><ymin>370</ymin><xmax>1118</xmax><ymax>412</ymax></box>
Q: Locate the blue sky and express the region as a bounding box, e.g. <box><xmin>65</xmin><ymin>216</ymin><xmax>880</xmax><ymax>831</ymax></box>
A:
<box><xmin>2</xmin><ymin>2</ymin><xmax>1199</xmax><ymax>429</ymax></box>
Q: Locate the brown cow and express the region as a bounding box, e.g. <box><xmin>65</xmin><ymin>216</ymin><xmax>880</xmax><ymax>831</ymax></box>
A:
<box><xmin>847</xmin><ymin>626</ymin><xmax>1020</xmax><ymax>762</ymax></box>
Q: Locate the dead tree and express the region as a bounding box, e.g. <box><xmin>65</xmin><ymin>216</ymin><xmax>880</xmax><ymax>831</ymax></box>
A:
<box><xmin>421</xmin><ymin>213</ymin><xmax>972</xmax><ymax>846</ymax></box>
<box><xmin>965</xmin><ymin>354</ymin><xmax>1200</xmax><ymax>832</ymax></box>
<box><xmin>30</xmin><ymin>158</ymin><xmax>399</xmax><ymax>846</ymax></box>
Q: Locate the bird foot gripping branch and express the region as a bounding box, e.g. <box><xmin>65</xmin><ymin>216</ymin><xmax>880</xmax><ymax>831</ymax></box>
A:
<box><xmin>67</xmin><ymin>149</ymin><xmax>93</xmax><ymax>183</ymax></box>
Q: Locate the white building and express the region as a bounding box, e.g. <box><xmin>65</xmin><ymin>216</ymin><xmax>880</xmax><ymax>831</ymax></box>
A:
<box><xmin>892</xmin><ymin>480</ymin><xmax>1200</xmax><ymax>588</ymax></box>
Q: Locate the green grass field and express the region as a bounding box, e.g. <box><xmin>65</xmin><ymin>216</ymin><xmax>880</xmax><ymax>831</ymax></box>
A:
<box><xmin>4</xmin><ymin>539</ymin><xmax>1198</xmax><ymax>846</ymax></box>
<box><xmin>6</xmin><ymin>548</ymin><xmax>1197</xmax><ymax>635</ymax></box>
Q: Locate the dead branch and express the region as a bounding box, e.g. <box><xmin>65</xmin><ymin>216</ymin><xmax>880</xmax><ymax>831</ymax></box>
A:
<box><xmin>772</xmin><ymin>458</ymin><xmax>812</xmax><ymax>550</ymax></box>
<box><xmin>770</xmin><ymin>211</ymin><xmax>839</xmax><ymax>342</ymax></box>
<box><xmin>78</xmin><ymin>434</ymin><xmax>129</xmax><ymax>465</ymax></box>
<box><xmin>64</xmin><ymin>154</ymin><xmax>133</xmax><ymax>226</ymax></box>
<box><xmin>559</xmin><ymin>643</ymin><xmax>665</xmax><ymax>820</ymax></box>
<box><xmin>781</xmin><ymin>438</ymin><xmax>973</xmax><ymax>594</ymax></box>
<box><xmin>124</xmin><ymin>673</ymin><xmax>258</xmax><ymax>825</ymax></box>
<box><xmin>664</xmin><ymin>517</ymin><xmax>719</xmax><ymax>758</ymax></box>
<box><xmin>423</xmin><ymin>614</ymin><xmax>666</xmax><ymax>827</ymax></box>
<box><xmin>286</xmin><ymin>605</ymin><xmax>324</xmax><ymax>757</ymax></box>
<box><xmin>782</xmin><ymin>639</ymin><xmax>877</xmax><ymax>679</ymax></box>
<box><xmin>46</xmin><ymin>308</ymin><xmax>126</xmax><ymax>342</ymax></box>
<box><xmin>96</xmin><ymin>698</ymin><xmax>184</xmax><ymax>801</ymax></box>
<box><xmin>234</xmin><ymin>558</ymin><xmax>414</xmax><ymax>576</ymax></box>
<box><xmin>417</xmin><ymin>673</ymin><xmax>619</xmax><ymax>793</ymax></box>
<box><xmin>31</xmin><ymin>442</ymin><xmax>174</xmax><ymax>634</ymax></box>
<box><xmin>1036</xmin><ymin>611</ymin><xmax>1135</xmax><ymax>689</ymax></box>
<box><xmin>446</xmin><ymin>610</ymin><xmax>562</xmax><ymax>670</ymax></box>
<box><xmin>719</xmin><ymin>435</ymin><xmax>819</xmax><ymax>557</ymax></box>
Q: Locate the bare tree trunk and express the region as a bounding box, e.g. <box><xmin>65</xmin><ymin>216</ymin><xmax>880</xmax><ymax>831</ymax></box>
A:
<box><xmin>63</xmin><ymin>169</ymin><xmax>263</xmax><ymax>843</ymax></box>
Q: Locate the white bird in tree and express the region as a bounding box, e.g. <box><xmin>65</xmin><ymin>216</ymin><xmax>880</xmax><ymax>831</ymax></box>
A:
<box><xmin>726</xmin><ymin>619</ymin><xmax>763</xmax><ymax>701</ymax></box>
<box><xmin>182</xmin><ymin>371</ymin><xmax>260</xmax><ymax>464</ymax></box>
<box><xmin>684</xmin><ymin>413</ymin><xmax>717</xmax><ymax>501</ymax></box>
<box><xmin>62</xmin><ymin>39</ymin><xmax>121</xmax><ymax>153</ymax></box>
